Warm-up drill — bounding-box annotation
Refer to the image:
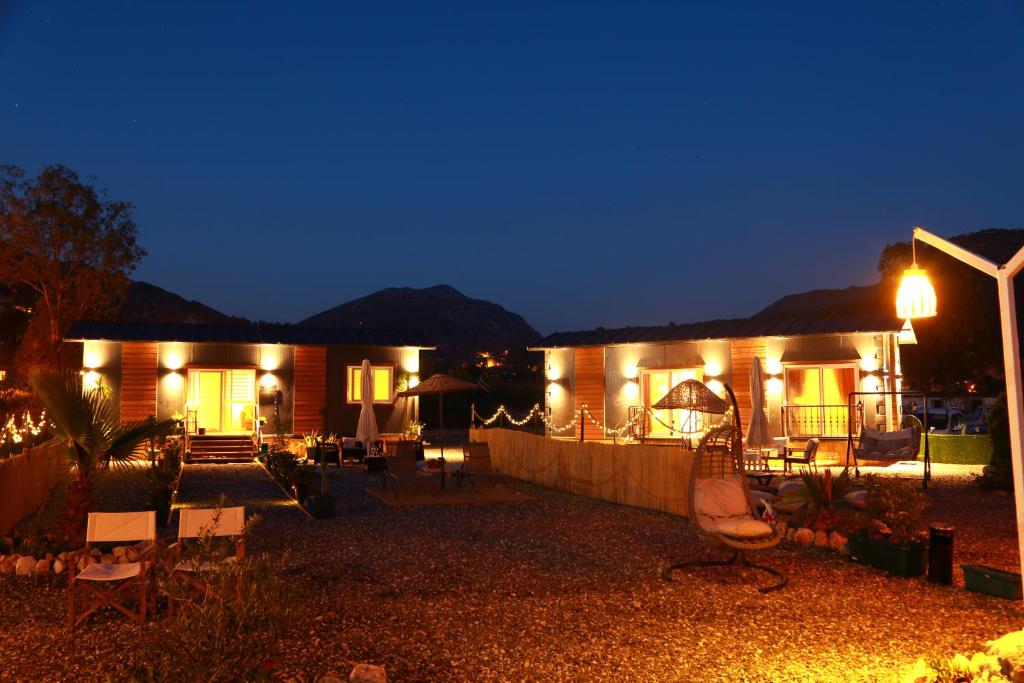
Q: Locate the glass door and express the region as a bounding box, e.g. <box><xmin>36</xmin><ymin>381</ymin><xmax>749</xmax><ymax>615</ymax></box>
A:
<box><xmin>642</xmin><ymin>368</ymin><xmax>701</xmax><ymax>438</ymax></box>
<box><xmin>187</xmin><ymin>369</ymin><xmax>256</xmax><ymax>434</ymax></box>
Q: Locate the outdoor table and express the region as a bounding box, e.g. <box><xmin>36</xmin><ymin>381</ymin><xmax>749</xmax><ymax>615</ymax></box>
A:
<box><xmin>745</xmin><ymin>470</ymin><xmax>775</xmax><ymax>487</ymax></box>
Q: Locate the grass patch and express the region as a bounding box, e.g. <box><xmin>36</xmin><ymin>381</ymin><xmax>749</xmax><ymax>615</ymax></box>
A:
<box><xmin>919</xmin><ymin>434</ymin><xmax>992</xmax><ymax>465</ymax></box>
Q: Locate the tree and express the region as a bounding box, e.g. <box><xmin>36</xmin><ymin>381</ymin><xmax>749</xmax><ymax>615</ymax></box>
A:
<box><xmin>0</xmin><ymin>165</ymin><xmax>145</xmax><ymax>370</ymax></box>
<box><xmin>30</xmin><ymin>370</ymin><xmax>176</xmax><ymax>544</ymax></box>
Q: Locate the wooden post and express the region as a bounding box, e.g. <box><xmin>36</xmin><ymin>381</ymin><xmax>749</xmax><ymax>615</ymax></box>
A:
<box><xmin>579</xmin><ymin>407</ymin><xmax>585</xmax><ymax>442</ymax></box>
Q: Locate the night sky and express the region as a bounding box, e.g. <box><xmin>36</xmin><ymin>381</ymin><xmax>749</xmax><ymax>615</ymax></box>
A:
<box><xmin>2</xmin><ymin>2</ymin><xmax>1022</xmax><ymax>334</ymax></box>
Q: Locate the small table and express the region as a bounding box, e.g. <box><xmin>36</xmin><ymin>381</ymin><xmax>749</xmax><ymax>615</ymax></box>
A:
<box><xmin>745</xmin><ymin>470</ymin><xmax>775</xmax><ymax>487</ymax></box>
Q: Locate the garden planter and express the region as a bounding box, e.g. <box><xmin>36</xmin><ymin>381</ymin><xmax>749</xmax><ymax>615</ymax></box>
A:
<box><xmin>962</xmin><ymin>564</ymin><xmax>1023</xmax><ymax>600</ymax></box>
<box><xmin>305</xmin><ymin>495</ymin><xmax>336</xmax><ymax>519</ymax></box>
<box><xmin>848</xmin><ymin>535</ymin><xmax>927</xmax><ymax>578</ymax></box>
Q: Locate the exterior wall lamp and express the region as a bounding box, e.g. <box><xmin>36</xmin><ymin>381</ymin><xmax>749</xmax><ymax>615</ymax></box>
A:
<box><xmin>898</xmin><ymin>226</ymin><xmax>1024</xmax><ymax>585</ymax></box>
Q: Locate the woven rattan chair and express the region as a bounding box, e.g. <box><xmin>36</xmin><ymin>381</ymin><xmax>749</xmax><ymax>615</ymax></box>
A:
<box><xmin>662</xmin><ymin>424</ymin><xmax>786</xmax><ymax>592</ymax></box>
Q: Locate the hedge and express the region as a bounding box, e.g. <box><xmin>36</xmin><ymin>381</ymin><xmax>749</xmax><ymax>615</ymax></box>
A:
<box><xmin>918</xmin><ymin>434</ymin><xmax>992</xmax><ymax>465</ymax></box>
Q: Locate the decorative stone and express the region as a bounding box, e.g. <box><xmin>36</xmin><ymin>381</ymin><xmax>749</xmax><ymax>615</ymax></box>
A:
<box><xmin>100</xmin><ymin>553</ymin><xmax>115</xmax><ymax>565</ymax></box>
<box><xmin>349</xmin><ymin>664</ymin><xmax>387</xmax><ymax>683</ymax></box>
<box><xmin>44</xmin><ymin>552</ymin><xmax>54</xmax><ymax>562</ymax></box>
<box><xmin>828</xmin><ymin>531</ymin><xmax>848</xmax><ymax>551</ymax></box>
<box><xmin>90</xmin><ymin>548</ymin><xmax>101</xmax><ymax>558</ymax></box>
<box><xmin>15</xmin><ymin>555</ymin><xmax>36</xmax><ymax>576</ymax></box>
<box><xmin>813</xmin><ymin>530</ymin><xmax>829</xmax><ymax>548</ymax></box>
<box><xmin>53</xmin><ymin>559</ymin><xmax>65</xmax><ymax>575</ymax></box>
<box><xmin>57</xmin><ymin>551</ymin><xmax>67</xmax><ymax>562</ymax></box>
<box><xmin>34</xmin><ymin>558</ymin><xmax>51</xmax><ymax>575</ymax></box>
<box><xmin>116</xmin><ymin>555</ymin><xmax>129</xmax><ymax>564</ymax></box>
<box><xmin>77</xmin><ymin>554</ymin><xmax>91</xmax><ymax>571</ymax></box>
<box><xmin>794</xmin><ymin>528</ymin><xmax>814</xmax><ymax>545</ymax></box>
<box><xmin>126</xmin><ymin>547</ymin><xmax>141</xmax><ymax>563</ymax></box>
<box><xmin>113</xmin><ymin>546</ymin><xmax>127</xmax><ymax>558</ymax></box>
<box><xmin>838</xmin><ymin>543</ymin><xmax>850</xmax><ymax>556</ymax></box>
<box><xmin>319</xmin><ymin>674</ymin><xmax>345</xmax><ymax>683</ymax></box>
<box><xmin>0</xmin><ymin>555</ymin><xmax>15</xmax><ymax>575</ymax></box>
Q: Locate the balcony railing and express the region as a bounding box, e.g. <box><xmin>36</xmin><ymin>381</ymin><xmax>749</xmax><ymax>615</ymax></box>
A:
<box><xmin>782</xmin><ymin>403</ymin><xmax>862</xmax><ymax>439</ymax></box>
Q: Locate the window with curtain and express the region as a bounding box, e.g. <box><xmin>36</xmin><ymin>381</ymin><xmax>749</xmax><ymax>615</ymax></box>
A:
<box><xmin>641</xmin><ymin>367</ymin><xmax>704</xmax><ymax>438</ymax></box>
<box><xmin>784</xmin><ymin>364</ymin><xmax>857</xmax><ymax>437</ymax></box>
<box><xmin>346</xmin><ymin>365</ymin><xmax>394</xmax><ymax>404</ymax></box>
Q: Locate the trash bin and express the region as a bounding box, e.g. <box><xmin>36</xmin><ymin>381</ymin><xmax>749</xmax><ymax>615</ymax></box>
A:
<box><xmin>928</xmin><ymin>524</ymin><xmax>954</xmax><ymax>585</ymax></box>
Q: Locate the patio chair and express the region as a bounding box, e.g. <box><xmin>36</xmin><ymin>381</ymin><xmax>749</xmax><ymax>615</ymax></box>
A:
<box><xmin>454</xmin><ymin>442</ymin><xmax>510</xmax><ymax>491</ymax></box>
<box><xmin>387</xmin><ymin>445</ymin><xmax>437</xmax><ymax>499</ymax></box>
<box><xmin>340</xmin><ymin>437</ymin><xmax>367</xmax><ymax>465</ymax></box>
<box><xmin>661</xmin><ymin>425</ymin><xmax>786</xmax><ymax>593</ymax></box>
<box><xmin>166</xmin><ymin>506</ymin><xmax>246</xmax><ymax>618</ymax></box>
<box><xmin>68</xmin><ymin>511</ymin><xmax>157</xmax><ymax>629</ymax></box>
<box><xmin>783</xmin><ymin>438</ymin><xmax>819</xmax><ymax>473</ymax></box>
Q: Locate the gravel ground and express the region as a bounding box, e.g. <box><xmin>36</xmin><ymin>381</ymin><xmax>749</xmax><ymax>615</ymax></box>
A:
<box><xmin>1</xmin><ymin>462</ymin><xmax>1022</xmax><ymax>682</ymax></box>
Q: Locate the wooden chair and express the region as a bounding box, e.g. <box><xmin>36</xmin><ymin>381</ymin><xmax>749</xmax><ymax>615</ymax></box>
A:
<box><xmin>662</xmin><ymin>425</ymin><xmax>786</xmax><ymax>592</ymax></box>
<box><xmin>454</xmin><ymin>442</ymin><xmax>509</xmax><ymax>490</ymax></box>
<box><xmin>166</xmin><ymin>506</ymin><xmax>246</xmax><ymax>618</ymax></box>
<box><xmin>784</xmin><ymin>438</ymin><xmax>819</xmax><ymax>473</ymax></box>
<box><xmin>68</xmin><ymin>511</ymin><xmax>157</xmax><ymax>629</ymax></box>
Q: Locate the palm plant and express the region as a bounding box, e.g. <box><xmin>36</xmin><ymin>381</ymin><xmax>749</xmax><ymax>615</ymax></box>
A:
<box><xmin>30</xmin><ymin>369</ymin><xmax>177</xmax><ymax>544</ymax></box>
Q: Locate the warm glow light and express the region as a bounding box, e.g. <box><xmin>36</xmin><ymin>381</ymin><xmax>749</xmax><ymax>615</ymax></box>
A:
<box><xmin>898</xmin><ymin>318</ymin><xmax>917</xmax><ymax>345</ymax></box>
<box><xmin>706</xmin><ymin>379</ymin><xmax>725</xmax><ymax>396</ymax></box>
<box><xmin>623</xmin><ymin>364</ymin><xmax>639</xmax><ymax>380</ymax></box>
<box><xmin>83</xmin><ymin>371</ymin><xmax>101</xmax><ymax>390</ymax></box>
<box><xmin>403</xmin><ymin>355</ymin><xmax>420</xmax><ymax>374</ymax></box>
<box><xmin>408</xmin><ymin>374</ymin><xmax>420</xmax><ymax>389</ymax></box>
<box><xmin>859</xmin><ymin>356</ymin><xmax>879</xmax><ymax>373</ymax></box>
<box><xmin>767</xmin><ymin>377</ymin><xmax>783</xmax><ymax>393</ymax></box>
<box><xmin>861</xmin><ymin>375</ymin><xmax>880</xmax><ymax>392</ymax></box>
<box><xmin>896</xmin><ymin>266</ymin><xmax>937</xmax><ymax>319</ymax></box>
<box><xmin>703</xmin><ymin>361</ymin><xmax>722</xmax><ymax>378</ymax></box>
<box><xmin>260</xmin><ymin>348</ymin><xmax>280</xmax><ymax>372</ymax></box>
<box><xmin>765</xmin><ymin>358</ymin><xmax>783</xmax><ymax>376</ymax></box>
<box><xmin>260</xmin><ymin>372</ymin><xmax>277</xmax><ymax>389</ymax></box>
<box><xmin>546</xmin><ymin>364</ymin><xmax>562</xmax><ymax>381</ymax></box>
<box><xmin>83</xmin><ymin>351</ymin><xmax>101</xmax><ymax>369</ymax></box>
<box><xmin>165</xmin><ymin>371</ymin><xmax>183</xmax><ymax>390</ymax></box>
<box><xmin>623</xmin><ymin>380</ymin><xmax>639</xmax><ymax>402</ymax></box>
<box><xmin>164</xmin><ymin>352</ymin><xmax>183</xmax><ymax>371</ymax></box>
<box><xmin>547</xmin><ymin>382</ymin><xmax>563</xmax><ymax>400</ymax></box>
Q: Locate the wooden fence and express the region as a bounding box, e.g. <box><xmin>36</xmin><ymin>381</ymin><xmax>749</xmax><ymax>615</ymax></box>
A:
<box><xmin>469</xmin><ymin>428</ymin><xmax>695</xmax><ymax>518</ymax></box>
<box><xmin>0</xmin><ymin>443</ymin><xmax>66</xmax><ymax>536</ymax></box>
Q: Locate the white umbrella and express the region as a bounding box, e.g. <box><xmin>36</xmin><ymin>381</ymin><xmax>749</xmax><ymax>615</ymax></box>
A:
<box><xmin>356</xmin><ymin>359</ymin><xmax>379</xmax><ymax>445</ymax></box>
<box><xmin>745</xmin><ymin>356</ymin><xmax>771</xmax><ymax>449</ymax></box>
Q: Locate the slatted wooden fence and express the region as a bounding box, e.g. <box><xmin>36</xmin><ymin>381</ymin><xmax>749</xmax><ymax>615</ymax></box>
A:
<box><xmin>470</xmin><ymin>428</ymin><xmax>695</xmax><ymax>517</ymax></box>
<box><xmin>0</xmin><ymin>442</ymin><xmax>66</xmax><ymax>536</ymax></box>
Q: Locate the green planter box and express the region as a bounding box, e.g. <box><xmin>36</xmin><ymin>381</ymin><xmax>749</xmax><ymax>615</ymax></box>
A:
<box><xmin>963</xmin><ymin>564</ymin><xmax>1023</xmax><ymax>600</ymax></box>
<box><xmin>848</xmin><ymin>535</ymin><xmax>927</xmax><ymax>578</ymax></box>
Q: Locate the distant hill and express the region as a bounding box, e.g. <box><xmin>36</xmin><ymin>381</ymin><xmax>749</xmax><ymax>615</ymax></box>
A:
<box><xmin>117</xmin><ymin>281</ymin><xmax>247</xmax><ymax>324</ymax></box>
<box><xmin>299</xmin><ymin>285</ymin><xmax>541</xmax><ymax>354</ymax></box>
<box><xmin>752</xmin><ymin>284</ymin><xmax>886</xmax><ymax>320</ymax></box>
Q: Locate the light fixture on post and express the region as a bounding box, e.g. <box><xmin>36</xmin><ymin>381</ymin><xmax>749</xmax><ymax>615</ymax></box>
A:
<box><xmin>898</xmin><ymin>226</ymin><xmax>1024</xmax><ymax>590</ymax></box>
<box><xmin>897</xmin><ymin>319</ymin><xmax>917</xmax><ymax>345</ymax></box>
<box><xmin>896</xmin><ymin>236</ymin><xmax>937</xmax><ymax>320</ymax></box>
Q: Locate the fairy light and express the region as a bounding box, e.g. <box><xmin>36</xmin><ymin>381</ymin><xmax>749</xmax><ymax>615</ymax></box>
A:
<box><xmin>0</xmin><ymin>409</ymin><xmax>52</xmax><ymax>456</ymax></box>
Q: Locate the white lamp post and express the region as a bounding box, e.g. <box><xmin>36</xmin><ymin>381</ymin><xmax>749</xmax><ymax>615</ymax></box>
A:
<box><xmin>898</xmin><ymin>226</ymin><xmax>1024</xmax><ymax>584</ymax></box>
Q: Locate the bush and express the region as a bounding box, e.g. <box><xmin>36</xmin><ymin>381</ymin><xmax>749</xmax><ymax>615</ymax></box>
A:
<box><xmin>860</xmin><ymin>475</ymin><xmax>929</xmax><ymax>544</ymax></box>
<box><xmin>921</xmin><ymin>434</ymin><xmax>993</xmax><ymax>465</ymax></box>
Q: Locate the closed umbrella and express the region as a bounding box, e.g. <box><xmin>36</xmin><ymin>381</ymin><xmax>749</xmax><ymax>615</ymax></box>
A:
<box><xmin>745</xmin><ymin>356</ymin><xmax>771</xmax><ymax>449</ymax></box>
<box><xmin>356</xmin><ymin>359</ymin><xmax>379</xmax><ymax>446</ymax></box>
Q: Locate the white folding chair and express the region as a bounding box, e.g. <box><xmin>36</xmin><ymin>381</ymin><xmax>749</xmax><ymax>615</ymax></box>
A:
<box><xmin>167</xmin><ymin>506</ymin><xmax>246</xmax><ymax>617</ymax></box>
<box><xmin>68</xmin><ymin>511</ymin><xmax>157</xmax><ymax>629</ymax></box>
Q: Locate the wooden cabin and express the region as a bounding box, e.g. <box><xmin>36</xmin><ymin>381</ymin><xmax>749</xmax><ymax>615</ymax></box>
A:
<box><xmin>530</xmin><ymin>314</ymin><xmax>906</xmax><ymax>463</ymax></box>
<box><xmin>65</xmin><ymin>321</ymin><xmax>433</xmax><ymax>440</ymax></box>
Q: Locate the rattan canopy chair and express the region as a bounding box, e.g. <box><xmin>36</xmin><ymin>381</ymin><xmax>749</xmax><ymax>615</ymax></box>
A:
<box><xmin>166</xmin><ymin>506</ymin><xmax>246</xmax><ymax>617</ymax></box>
<box><xmin>68</xmin><ymin>511</ymin><xmax>157</xmax><ymax>629</ymax></box>
<box><xmin>662</xmin><ymin>424</ymin><xmax>787</xmax><ymax>593</ymax></box>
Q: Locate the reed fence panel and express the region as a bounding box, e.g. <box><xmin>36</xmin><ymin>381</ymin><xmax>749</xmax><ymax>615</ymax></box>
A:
<box><xmin>469</xmin><ymin>428</ymin><xmax>695</xmax><ymax>517</ymax></box>
<box><xmin>0</xmin><ymin>443</ymin><xmax>66</xmax><ymax>536</ymax></box>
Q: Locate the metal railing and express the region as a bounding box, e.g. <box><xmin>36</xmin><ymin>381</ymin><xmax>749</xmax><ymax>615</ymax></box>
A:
<box><xmin>782</xmin><ymin>403</ymin><xmax>862</xmax><ymax>439</ymax></box>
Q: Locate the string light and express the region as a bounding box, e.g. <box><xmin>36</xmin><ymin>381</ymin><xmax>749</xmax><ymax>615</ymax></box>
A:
<box><xmin>0</xmin><ymin>410</ymin><xmax>51</xmax><ymax>456</ymax></box>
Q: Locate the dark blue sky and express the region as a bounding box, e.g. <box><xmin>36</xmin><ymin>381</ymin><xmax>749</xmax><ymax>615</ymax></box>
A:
<box><xmin>2</xmin><ymin>2</ymin><xmax>1022</xmax><ymax>334</ymax></box>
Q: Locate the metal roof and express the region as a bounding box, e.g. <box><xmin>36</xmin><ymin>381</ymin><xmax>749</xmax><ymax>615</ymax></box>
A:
<box><xmin>530</xmin><ymin>313</ymin><xmax>903</xmax><ymax>349</ymax></box>
<box><xmin>65</xmin><ymin>320</ymin><xmax>434</xmax><ymax>348</ymax></box>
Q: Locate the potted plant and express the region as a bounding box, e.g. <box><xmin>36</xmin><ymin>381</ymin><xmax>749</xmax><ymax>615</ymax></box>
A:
<box><xmin>304</xmin><ymin>432</ymin><xmax>336</xmax><ymax>519</ymax></box>
<box><xmin>847</xmin><ymin>474</ymin><xmax>929</xmax><ymax>577</ymax></box>
<box><xmin>147</xmin><ymin>440</ymin><xmax>182</xmax><ymax>526</ymax></box>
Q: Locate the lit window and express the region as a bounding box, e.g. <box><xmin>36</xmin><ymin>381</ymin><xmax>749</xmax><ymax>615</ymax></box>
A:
<box><xmin>783</xmin><ymin>364</ymin><xmax>858</xmax><ymax>437</ymax></box>
<box><xmin>640</xmin><ymin>367</ymin><xmax>704</xmax><ymax>438</ymax></box>
<box><xmin>0</xmin><ymin>370</ymin><xmax>6</xmax><ymax>382</ymax></box>
<box><xmin>347</xmin><ymin>366</ymin><xmax>394</xmax><ymax>404</ymax></box>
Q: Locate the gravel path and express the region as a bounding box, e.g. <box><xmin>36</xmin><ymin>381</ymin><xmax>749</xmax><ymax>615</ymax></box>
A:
<box><xmin>1</xmin><ymin>463</ymin><xmax>1022</xmax><ymax>681</ymax></box>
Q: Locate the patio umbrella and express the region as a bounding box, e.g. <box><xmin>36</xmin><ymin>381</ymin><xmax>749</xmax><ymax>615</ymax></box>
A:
<box><xmin>745</xmin><ymin>356</ymin><xmax>771</xmax><ymax>449</ymax></box>
<box><xmin>356</xmin><ymin>359</ymin><xmax>379</xmax><ymax>446</ymax></box>
<box><xmin>397</xmin><ymin>373</ymin><xmax>482</xmax><ymax>462</ymax></box>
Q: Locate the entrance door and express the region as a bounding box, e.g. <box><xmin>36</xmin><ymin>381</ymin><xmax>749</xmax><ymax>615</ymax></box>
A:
<box><xmin>187</xmin><ymin>369</ymin><xmax>256</xmax><ymax>434</ymax></box>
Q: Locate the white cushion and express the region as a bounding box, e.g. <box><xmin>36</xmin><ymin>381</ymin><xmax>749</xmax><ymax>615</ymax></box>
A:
<box><xmin>697</xmin><ymin>515</ymin><xmax>774</xmax><ymax>538</ymax></box>
<box><xmin>76</xmin><ymin>562</ymin><xmax>142</xmax><ymax>582</ymax></box>
<box><xmin>693</xmin><ymin>476</ymin><xmax>749</xmax><ymax>519</ymax></box>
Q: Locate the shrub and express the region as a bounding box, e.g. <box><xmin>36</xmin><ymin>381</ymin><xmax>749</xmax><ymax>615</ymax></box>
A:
<box><xmin>860</xmin><ymin>474</ymin><xmax>929</xmax><ymax>544</ymax></box>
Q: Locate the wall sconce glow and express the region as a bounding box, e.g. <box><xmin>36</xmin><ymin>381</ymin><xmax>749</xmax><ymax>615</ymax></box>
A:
<box><xmin>82</xmin><ymin>371</ymin><xmax>101</xmax><ymax>391</ymax></box>
<box><xmin>164</xmin><ymin>352</ymin><xmax>183</xmax><ymax>371</ymax></box>
<box><xmin>622</xmin><ymin>363</ymin><xmax>639</xmax><ymax>380</ymax></box>
<box><xmin>706</xmin><ymin>379</ymin><xmax>725</xmax><ymax>396</ymax></box>
<box><xmin>165</xmin><ymin>371</ymin><xmax>183</xmax><ymax>390</ymax></box>
<box><xmin>765</xmin><ymin>358</ymin><xmax>783</xmax><ymax>376</ymax></box>
<box><xmin>260</xmin><ymin>372</ymin><xmax>278</xmax><ymax>389</ymax></box>
<box><xmin>767</xmin><ymin>377</ymin><xmax>783</xmax><ymax>394</ymax></box>
<box><xmin>403</xmin><ymin>354</ymin><xmax>420</xmax><ymax>374</ymax></box>
<box><xmin>859</xmin><ymin>356</ymin><xmax>879</xmax><ymax>373</ymax></box>
<box><xmin>545</xmin><ymin>364</ymin><xmax>562</xmax><ymax>382</ymax></box>
<box><xmin>896</xmin><ymin>266</ymin><xmax>937</xmax><ymax>319</ymax></box>
<box><xmin>83</xmin><ymin>350</ymin><xmax>101</xmax><ymax>369</ymax></box>
<box><xmin>703</xmin><ymin>361</ymin><xmax>722</xmax><ymax>378</ymax></box>
<box><xmin>623</xmin><ymin>380</ymin><xmax>639</xmax><ymax>402</ymax></box>
<box><xmin>408</xmin><ymin>374</ymin><xmax>420</xmax><ymax>389</ymax></box>
<box><xmin>547</xmin><ymin>382</ymin><xmax>563</xmax><ymax>401</ymax></box>
<box><xmin>259</xmin><ymin>349</ymin><xmax>280</xmax><ymax>372</ymax></box>
<box><xmin>861</xmin><ymin>375</ymin><xmax>880</xmax><ymax>392</ymax></box>
<box><xmin>898</xmin><ymin>319</ymin><xmax>917</xmax><ymax>345</ymax></box>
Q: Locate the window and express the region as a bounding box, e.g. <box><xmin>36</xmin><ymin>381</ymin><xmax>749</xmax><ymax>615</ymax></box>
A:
<box><xmin>347</xmin><ymin>365</ymin><xmax>394</xmax><ymax>404</ymax></box>
<box><xmin>640</xmin><ymin>367</ymin><xmax>706</xmax><ymax>438</ymax></box>
<box><xmin>0</xmin><ymin>370</ymin><xmax>6</xmax><ymax>382</ymax></box>
<box><xmin>784</xmin><ymin>364</ymin><xmax>857</xmax><ymax>437</ymax></box>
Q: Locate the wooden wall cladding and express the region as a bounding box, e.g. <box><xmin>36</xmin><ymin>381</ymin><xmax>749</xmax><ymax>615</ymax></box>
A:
<box><xmin>574</xmin><ymin>347</ymin><xmax>605</xmax><ymax>440</ymax></box>
<box><xmin>293</xmin><ymin>346</ymin><xmax>327</xmax><ymax>434</ymax></box>
<box><xmin>729</xmin><ymin>337</ymin><xmax>767</xmax><ymax>424</ymax></box>
<box><xmin>120</xmin><ymin>342</ymin><xmax>158</xmax><ymax>423</ymax></box>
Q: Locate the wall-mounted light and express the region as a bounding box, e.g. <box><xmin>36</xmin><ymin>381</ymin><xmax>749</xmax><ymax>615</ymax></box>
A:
<box><xmin>545</xmin><ymin>363</ymin><xmax>562</xmax><ymax>382</ymax></box>
<box><xmin>859</xmin><ymin>354</ymin><xmax>880</xmax><ymax>374</ymax></box>
<box><xmin>82</xmin><ymin>370</ymin><xmax>101</xmax><ymax>391</ymax></box>
<box><xmin>622</xmin><ymin>363</ymin><xmax>639</xmax><ymax>380</ymax></box>
<box><xmin>623</xmin><ymin>380</ymin><xmax>639</xmax><ymax>402</ymax></box>
<box><xmin>547</xmin><ymin>382</ymin><xmax>563</xmax><ymax>401</ymax></box>
<box><xmin>83</xmin><ymin>350</ymin><xmax>101</xmax><ymax>370</ymax></box>
<box><xmin>767</xmin><ymin>377</ymin><xmax>783</xmax><ymax>394</ymax></box>
<box><xmin>703</xmin><ymin>361</ymin><xmax>722</xmax><ymax>379</ymax></box>
<box><xmin>260</xmin><ymin>347</ymin><xmax>280</xmax><ymax>372</ymax></box>
<box><xmin>403</xmin><ymin>354</ymin><xmax>420</xmax><ymax>375</ymax></box>
<box><xmin>765</xmin><ymin>358</ymin><xmax>783</xmax><ymax>376</ymax></box>
<box><xmin>165</xmin><ymin>370</ymin><xmax>183</xmax><ymax>390</ymax></box>
<box><xmin>407</xmin><ymin>374</ymin><xmax>420</xmax><ymax>389</ymax></box>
